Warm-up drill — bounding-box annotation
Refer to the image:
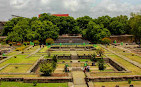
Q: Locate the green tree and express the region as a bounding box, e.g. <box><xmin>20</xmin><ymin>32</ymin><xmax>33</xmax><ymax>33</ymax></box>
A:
<box><xmin>109</xmin><ymin>15</ymin><xmax>130</xmax><ymax>35</ymax></box>
<box><xmin>76</xmin><ymin>16</ymin><xmax>92</xmax><ymax>31</ymax></box>
<box><xmin>94</xmin><ymin>15</ymin><xmax>111</xmax><ymax>29</ymax></box>
<box><xmin>129</xmin><ymin>12</ymin><xmax>141</xmax><ymax>45</ymax></box>
<box><xmin>40</xmin><ymin>62</ymin><xmax>54</xmax><ymax>76</ymax></box>
<box><xmin>90</xmin><ymin>53</ymin><xmax>97</xmax><ymax>62</ymax></box>
<box><xmin>7</xmin><ymin>31</ymin><xmax>23</xmax><ymax>42</ymax></box>
<box><xmin>84</xmin><ymin>21</ymin><xmax>111</xmax><ymax>43</ymax></box>
<box><xmin>98</xmin><ymin>58</ymin><xmax>106</xmax><ymax>70</ymax></box>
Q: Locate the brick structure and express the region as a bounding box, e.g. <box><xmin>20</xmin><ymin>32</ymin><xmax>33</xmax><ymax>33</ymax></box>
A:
<box><xmin>109</xmin><ymin>35</ymin><xmax>134</xmax><ymax>43</ymax></box>
<box><xmin>55</xmin><ymin>34</ymin><xmax>90</xmax><ymax>43</ymax></box>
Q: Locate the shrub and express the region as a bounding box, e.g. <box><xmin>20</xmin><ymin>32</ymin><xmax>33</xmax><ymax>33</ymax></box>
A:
<box><xmin>52</xmin><ymin>61</ymin><xmax>57</xmax><ymax>70</ymax></box>
<box><xmin>128</xmin><ymin>79</ymin><xmax>132</xmax><ymax>84</ymax></box>
<box><xmin>96</xmin><ymin>48</ymin><xmax>104</xmax><ymax>57</ymax></box>
<box><xmin>33</xmin><ymin>80</ymin><xmax>37</xmax><ymax>86</ymax></box>
<box><xmin>90</xmin><ymin>53</ymin><xmax>97</xmax><ymax>62</ymax></box>
<box><xmin>98</xmin><ymin>58</ymin><xmax>106</xmax><ymax>70</ymax></box>
<box><xmin>48</xmin><ymin>52</ymin><xmax>51</xmax><ymax>57</ymax></box>
<box><xmin>33</xmin><ymin>40</ymin><xmax>40</xmax><ymax>45</ymax></box>
<box><xmin>9</xmin><ymin>42</ymin><xmax>12</xmax><ymax>46</ymax></box>
<box><xmin>16</xmin><ymin>43</ymin><xmax>22</xmax><ymax>46</ymax></box>
<box><xmin>102</xmin><ymin>37</ymin><xmax>111</xmax><ymax>45</ymax></box>
<box><xmin>53</xmin><ymin>55</ymin><xmax>57</xmax><ymax>63</ymax></box>
<box><xmin>40</xmin><ymin>62</ymin><xmax>54</xmax><ymax>76</ymax></box>
<box><xmin>15</xmin><ymin>46</ymin><xmax>26</xmax><ymax>51</ymax></box>
<box><xmin>27</xmin><ymin>41</ymin><xmax>30</xmax><ymax>45</ymax></box>
<box><xmin>23</xmin><ymin>42</ymin><xmax>27</xmax><ymax>46</ymax></box>
<box><xmin>46</xmin><ymin>38</ymin><xmax>54</xmax><ymax>45</ymax></box>
<box><xmin>12</xmin><ymin>42</ymin><xmax>16</xmax><ymax>45</ymax></box>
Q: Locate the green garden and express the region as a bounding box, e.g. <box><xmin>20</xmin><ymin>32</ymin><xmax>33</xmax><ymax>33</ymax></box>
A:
<box><xmin>0</xmin><ymin>12</ymin><xmax>141</xmax><ymax>87</ymax></box>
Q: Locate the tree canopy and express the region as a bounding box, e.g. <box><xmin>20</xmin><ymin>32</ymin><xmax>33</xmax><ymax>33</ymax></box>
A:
<box><xmin>2</xmin><ymin>12</ymin><xmax>140</xmax><ymax>44</ymax></box>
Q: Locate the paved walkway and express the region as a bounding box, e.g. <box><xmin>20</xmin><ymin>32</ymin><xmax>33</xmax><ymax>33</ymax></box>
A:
<box><xmin>100</xmin><ymin>45</ymin><xmax>141</xmax><ymax>69</ymax></box>
<box><xmin>70</xmin><ymin>51</ymin><xmax>88</xmax><ymax>87</ymax></box>
<box><xmin>70</xmin><ymin>51</ymin><xmax>78</xmax><ymax>60</ymax></box>
<box><xmin>72</xmin><ymin>71</ymin><xmax>87</xmax><ymax>87</ymax></box>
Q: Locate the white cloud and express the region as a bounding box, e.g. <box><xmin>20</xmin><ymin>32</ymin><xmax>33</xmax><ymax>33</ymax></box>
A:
<box><xmin>10</xmin><ymin>0</ymin><xmax>30</xmax><ymax>9</ymax></box>
<box><xmin>0</xmin><ymin>0</ymin><xmax>141</xmax><ymax>21</ymax></box>
<box><xmin>63</xmin><ymin>0</ymin><xmax>79</xmax><ymax>12</ymax></box>
<box><xmin>41</xmin><ymin>0</ymin><xmax>50</xmax><ymax>4</ymax></box>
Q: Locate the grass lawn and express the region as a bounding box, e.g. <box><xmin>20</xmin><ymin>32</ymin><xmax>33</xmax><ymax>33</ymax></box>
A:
<box><xmin>90</xmin><ymin>45</ymin><xmax>141</xmax><ymax>76</ymax></box>
<box><xmin>0</xmin><ymin>82</ymin><xmax>68</xmax><ymax>87</ymax></box>
<box><xmin>58</xmin><ymin>60</ymin><xmax>71</xmax><ymax>63</ymax></box>
<box><xmin>94</xmin><ymin>81</ymin><xmax>141</xmax><ymax>87</ymax></box>
<box><xmin>79</xmin><ymin>59</ymin><xmax>91</xmax><ymax>62</ymax></box>
<box><xmin>50</xmin><ymin>51</ymin><xmax>71</xmax><ymax>56</ymax></box>
<box><xmin>24</xmin><ymin>46</ymin><xmax>39</xmax><ymax>53</ymax></box>
<box><xmin>77</xmin><ymin>51</ymin><xmax>96</xmax><ymax>55</ymax></box>
<box><xmin>0</xmin><ymin>55</ymin><xmax>40</xmax><ymax>68</ymax></box>
<box><xmin>5</xmin><ymin>51</ymin><xmax>19</xmax><ymax>56</ymax></box>
<box><xmin>0</xmin><ymin>65</ymin><xmax>32</xmax><ymax>73</ymax></box>
<box><xmin>108</xmin><ymin>46</ymin><xmax>141</xmax><ymax>64</ymax></box>
<box><xmin>107</xmin><ymin>54</ymin><xmax>141</xmax><ymax>74</ymax></box>
<box><xmin>39</xmin><ymin>46</ymin><xmax>49</xmax><ymax>52</ymax></box>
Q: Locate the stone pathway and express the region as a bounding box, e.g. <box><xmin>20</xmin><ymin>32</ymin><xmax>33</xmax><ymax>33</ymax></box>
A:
<box><xmin>70</xmin><ymin>51</ymin><xmax>78</xmax><ymax>60</ymax></box>
<box><xmin>72</xmin><ymin>71</ymin><xmax>87</xmax><ymax>87</ymax></box>
<box><xmin>100</xmin><ymin>45</ymin><xmax>141</xmax><ymax>69</ymax></box>
<box><xmin>70</xmin><ymin>51</ymin><xmax>88</xmax><ymax>87</ymax></box>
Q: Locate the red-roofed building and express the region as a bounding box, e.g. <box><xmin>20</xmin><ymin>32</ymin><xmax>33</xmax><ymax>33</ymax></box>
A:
<box><xmin>52</xmin><ymin>14</ymin><xmax>69</xmax><ymax>17</ymax></box>
<box><xmin>39</xmin><ymin>14</ymin><xmax>69</xmax><ymax>17</ymax></box>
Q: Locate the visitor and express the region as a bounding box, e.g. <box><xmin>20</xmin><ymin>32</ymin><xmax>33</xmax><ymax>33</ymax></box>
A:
<box><xmin>87</xmin><ymin>66</ymin><xmax>90</xmax><ymax>72</ymax></box>
<box><xmin>83</xmin><ymin>67</ymin><xmax>86</xmax><ymax>73</ymax></box>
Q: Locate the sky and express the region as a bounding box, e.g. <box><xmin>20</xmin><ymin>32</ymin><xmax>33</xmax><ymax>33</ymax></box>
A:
<box><xmin>0</xmin><ymin>0</ymin><xmax>141</xmax><ymax>21</ymax></box>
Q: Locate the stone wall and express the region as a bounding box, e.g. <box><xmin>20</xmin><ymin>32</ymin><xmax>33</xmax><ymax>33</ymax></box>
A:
<box><xmin>77</xmin><ymin>54</ymin><xmax>91</xmax><ymax>59</ymax></box>
<box><xmin>57</xmin><ymin>55</ymin><xmax>71</xmax><ymax>60</ymax></box>
<box><xmin>0</xmin><ymin>77</ymin><xmax>73</xmax><ymax>83</ymax></box>
<box><xmin>108</xmin><ymin>58</ymin><xmax>128</xmax><ymax>71</ymax></box>
<box><xmin>86</xmin><ymin>75</ymin><xmax>141</xmax><ymax>82</ymax></box>
<box><xmin>109</xmin><ymin>35</ymin><xmax>134</xmax><ymax>43</ymax></box>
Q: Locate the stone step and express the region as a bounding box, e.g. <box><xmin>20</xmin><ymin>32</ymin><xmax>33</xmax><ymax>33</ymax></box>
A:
<box><xmin>73</xmin><ymin>78</ymin><xmax>86</xmax><ymax>85</ymax></box>
<box><xmin>74</xmin><ymin>84</ymin><xmax>87</xmax><ymax>87</ymax></box>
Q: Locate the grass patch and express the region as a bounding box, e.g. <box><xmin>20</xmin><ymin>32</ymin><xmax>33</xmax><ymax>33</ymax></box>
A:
<box><xmin>0</xmin><ymin>82</ymin><xmax>68</xmax><ymax>87</ymax></box>
<box><xmin>0</xmin><ymin>55</ymin><xmax>40</xmax><ymax>68</ymax></box>
<box><xmin>79</xmin><ymin>59</ymin><xmax>91</xmax><ymax>62</ymax></box>
<box><xmin>108</xmin><ymin>46</ymin><xmax>141</xmax><ymax>64</ymax></box>
<box><xmin>0</xmin><ymin>65</ymin><xmax>32</xmax><ymax>73</ymax></box>
<box><xmin>6</xmin><ymin>51</ymin><xmax>19</xmax><ymax>56</ymax></box>
<box><xmin>39</xmin><ymin>46</ymin><xmax>48</xmax><ymax>52</ymax></box>
<box><xmin>94</xmin><ymin>81</ymin><xmax>141</xmax><ymax>87</ymax></box>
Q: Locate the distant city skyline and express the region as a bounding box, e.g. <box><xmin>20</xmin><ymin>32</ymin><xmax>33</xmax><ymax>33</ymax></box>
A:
<box><xmin>0</xmin><ymin>0</ymin><xmax>141</xmax><ymax>21</ymax></box>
